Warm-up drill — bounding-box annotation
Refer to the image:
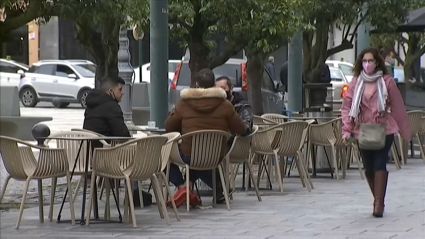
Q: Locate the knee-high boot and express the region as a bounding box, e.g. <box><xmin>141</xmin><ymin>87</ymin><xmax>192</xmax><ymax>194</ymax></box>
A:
<box><xmin>373</xmin><ymin>170</ymin><xmax>388</xmax><ymax>217</ymax></box>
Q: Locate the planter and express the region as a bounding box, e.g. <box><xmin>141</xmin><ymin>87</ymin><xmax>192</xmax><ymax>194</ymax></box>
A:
<box><xmin>397</xmin><ymin>82</ymin><xmax>425</xmax><ymax>110</ymax></box>
<box><xmin>303</xmin><ymin>83</ymin><xmax>332</xmax><ymax>108</ymax></box>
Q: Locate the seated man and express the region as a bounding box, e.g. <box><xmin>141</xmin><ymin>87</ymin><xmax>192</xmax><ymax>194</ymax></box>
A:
<box><xmin>83</xmin><ymin>76</ymin><xmax>130</xmax><ymax>137</ymax></box>
<box><xmin>215</xmin><ymin>76</ymin><xmax>253</xmax><ymax>147</ymax></box>
<box><xmin>83</xmin><ymin>76</ymin><xmax>150</xmax><ymax>207</ymax></box>
<box><xmin>165</xmin><ymin>69</ymin><xmax>247</xmax><ymax>208</ymax></box>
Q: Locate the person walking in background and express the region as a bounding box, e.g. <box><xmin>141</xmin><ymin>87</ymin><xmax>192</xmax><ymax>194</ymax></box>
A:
<box><xmin>279</xmin><ymin>61</ymin><xmax>288</xmax><ymax>113</ymax></box>
<box><xmin>341</xmin><ymin>47</ymin><xmax>411</xmax><ymax>218</ymax></box>
<box><xmin>265</xmin><ymin>56</ymin><xmax>276</xmax><ymax>81</ymax></box>
<box><xmin>385</xmin><ymin>52</ymin><xmax>396</xmax><ymax>77</ymax></box>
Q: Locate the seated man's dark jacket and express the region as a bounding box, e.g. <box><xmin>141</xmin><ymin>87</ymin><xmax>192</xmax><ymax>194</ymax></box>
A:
<box><xmin>231</xmin><ymin>92</ymin><xmax>253</xmax><ymax>134</ymax></box>
<box><xmin>227</xmin><ymin>92</ymin><xmax>253</xmax><ymax>148</ymax></box>
<box><xmin>83</xmin><ymin>89</ymin><xmax>130</xmax><ymax>140</ymax></box>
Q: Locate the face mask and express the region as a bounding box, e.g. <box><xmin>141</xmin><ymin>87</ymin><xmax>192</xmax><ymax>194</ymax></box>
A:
<box><xmin>362</xmin><ymin>62</ymin><xmax>376</xmax><ymax>74</ymax></box>
<box><xmin>225</xmin><ymin>91</ymin><xmax>232</xmax><ymax>101</ymax></box>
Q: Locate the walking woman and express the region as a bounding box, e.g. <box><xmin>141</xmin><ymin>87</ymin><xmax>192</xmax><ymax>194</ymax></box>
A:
<box><xmin>341</xmin><ymin>47</ymin><xmax>411</xmax><ymax>217</ymax></box>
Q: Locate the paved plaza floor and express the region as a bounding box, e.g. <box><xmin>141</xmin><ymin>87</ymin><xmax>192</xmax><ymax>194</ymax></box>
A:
<box><xmin>0</xmin><ymin>106</ymin><xmax>424</xmax><ymax>239</ymax></box>
<box><xmin>1</xmin><ymin>158</ymin><xmax>425</xmax><ymax>239</ymax></box>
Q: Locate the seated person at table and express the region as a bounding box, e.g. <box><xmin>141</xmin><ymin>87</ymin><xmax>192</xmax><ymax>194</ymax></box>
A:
<box><xmin>164</xmin><ymin>68</ymin><xmax>248</xmax><ymax>208</ymax></box>
<box><xmin>215</xmin><ymin>76</ymin><xmax>253</xmax><ymax>148</ymax></box>
<box><xmin>83</xmin><ymin>76</ymin><xmax>150</xmax><ymax>207</ymax></box>
<box><xmin>83</xmin><ymin>76</ymin><xmax>130</xmax><ymax>138</ymax></box>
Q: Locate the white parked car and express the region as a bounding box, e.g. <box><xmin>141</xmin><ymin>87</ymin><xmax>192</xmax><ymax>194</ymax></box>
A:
<box><xmin>328</xmin><ymin>67</ymin><xmax>349</xmax><ymax>111</ymax></box>
<box><xmin>326</xmin><ymin>60</ymin><xmax>354</xmax><ymax>82</ymax></box>
<box><xmin>0</xmin><ymin>58</ymin><xmax>29</xmax><ymax>86</ymax></box>
<box><xmin>133</xmin><ymin>60</ymin><xmax>180</xmax><ymax>83</ymax></box>
<box><xmin>18</xmin><ymin>60</ymin><xmax>95</xmax><ymax>108</ymax></box>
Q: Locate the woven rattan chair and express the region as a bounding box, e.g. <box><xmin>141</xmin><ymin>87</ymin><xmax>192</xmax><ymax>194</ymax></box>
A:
<box><xmin>225</xmin><ymin>126</ymin><xmax>261</xmax><ymax>201</ymax></box>
<box><xmin>86</xmin><ymin>136</ymin><xmax>171</xmax><ymax>227</ymax></box>
<box><xmin>167</xmin><ymin>130</ymin><xmax>231</xmax><ymax>211</ymax></box>
<box><xmin>0</xmin><ymin>136</ymin><xmax>75</xmax><ymax>229</ymax></box>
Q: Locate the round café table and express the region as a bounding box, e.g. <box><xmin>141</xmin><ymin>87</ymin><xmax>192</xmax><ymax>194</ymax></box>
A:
<box><xmin>41</xmin><ymin>136</ymin><xmax>133</xmax><ymax>225</ymax></box>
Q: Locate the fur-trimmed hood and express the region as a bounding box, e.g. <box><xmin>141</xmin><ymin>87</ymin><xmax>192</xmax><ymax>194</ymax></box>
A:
<box><xmin>180</xmin><ymin>87</ymin><xmax>226</xmax><ymax>99</ymax></box>
<box><xmin>180</xmin><ymin>87</ymin><xmax>227</xmax><ymax>113</ymax></box>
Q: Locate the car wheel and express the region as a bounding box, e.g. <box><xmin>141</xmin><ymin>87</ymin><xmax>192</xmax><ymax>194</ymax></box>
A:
<box><xmin>20</xmin><ymin>87</ymin><xmax>38</xmax><ymax>107</ymax></box>
<box><xmin>79</xmin><ymin>89</ymin><xmax>91</xmax><ymax>108</ymax></box>
<box><xmin>52</xmin><ymin>101</ymin><xmax>70</xmax><ymax>108</ymax></box>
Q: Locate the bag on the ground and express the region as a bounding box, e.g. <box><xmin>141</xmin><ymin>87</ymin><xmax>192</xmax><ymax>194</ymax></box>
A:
<box><xmin>132</xmin><ymin>189</ymin><xmax>153</xmax><ymax>207</ymax></box>
<box><xmin>358</xmin><ymin>123</ymin><xmax>386</xmax><ymax>150</ymax></box>
<box><xmin>141</xmin><ymin>190</ymin><xmax>152</xmax><ymax>206</ymax></box>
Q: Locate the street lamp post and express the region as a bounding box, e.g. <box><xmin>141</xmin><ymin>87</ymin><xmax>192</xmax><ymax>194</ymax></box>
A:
<box><xmin>149</xmin><ymin>0</ymin><xmax>169</xmax><ymax>128</ymax></box>
<box><xmin>118</xmin><ymin>27</ymin><xmax>134</xmax><ymax>125</ymax></box>
<box><xmin>287</xmin><ymin>32</ymin><xmax>303</xmax><ymax>113</ymax></box>
<box><xmin>139</xmin><ymin>40</ymin><xmax>143</xmax><ymax>82</ymax></box>
<box><xmin>133</xmin><ymin>26</ymin><xmax>144</xmax><ymax>82</ymax></box>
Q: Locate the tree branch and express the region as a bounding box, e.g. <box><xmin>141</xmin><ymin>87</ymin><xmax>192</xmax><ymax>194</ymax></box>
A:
<box><xmin>411</xmin><ymin>44</ymin><xmax>425</xmax><ymax>63</ymax></box>
<box><xmin>349</xmin><ymin>19</ymin><xmax>363</xmax><ymax>43</ymax></box>
<box><xmin>399</xmin><ymin>35</ymin><xmax>409</xmax><ymax>44</ymax></box>
<box><xmin>169</xmin><ymin>16</ymin><xmax>192</xmax><ymax>31</ymax></box>
<box><xmin>74</xmin><ymin>22</ymin><xmax>103</xmax><ymax>63</ymax></box>
<box><xmin>326</xmin><ymin>39</ymin><xmax>353</xmax><ymax>58</ymax></box>
<box><xmin>0</xmin><ymin>0</ymin><xmax>46</xmax><ymax>34</ymax></box>
<box><xmin>208</xmin><ymin>42</ymin><xmax>244</xmax><ymax>69</ymax></box>
<box><xmin>391</xmin><ymin>48</ymin><xmax>404</xmax><ymax>65</ymax></box>
<box><xmin>343</xmin><ymin>23</ymin><xmax>351</xmax><ymax>40</ymax></box>
<box><xmin>401</xmin><ymin>43</ymin><xmax>407</xmax><ymax>56</ymax></box>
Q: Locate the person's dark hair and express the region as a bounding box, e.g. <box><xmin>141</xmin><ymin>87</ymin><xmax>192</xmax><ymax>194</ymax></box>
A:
<box><xmin>101</xmin><ymin>76</ymin><xmax>125</xmax><ymax>91</ymax></box>
<box><xmin>194</xmin><ymin>68</ymin><xmax>215</xmax><ymax>88</ymax></box>
<box><xmin>215</xmin><ymin>76</ymin><xmax>233</xmax><ymax>89</ymax></box>
<box><xmin>353</xmin><ymin>47</ymin><xmax>388</xmax><ymax>77</ymax></box>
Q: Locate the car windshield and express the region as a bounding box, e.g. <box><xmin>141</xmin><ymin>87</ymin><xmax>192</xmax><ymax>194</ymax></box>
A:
<box><xmin>338</xmin><ymin>64</ymin><xmax>353</xmax><ymax>76</ymax></box>
<box><xmin>12</xmin><ymin>61</ymin><xmax>29</xmax><ymax>70</ymax></box>
<box><xmin>147</xmin><ymin>62</ymin><xmax>179</xmax><ymax>72</ymax></box>
<box><xmin>73</xmin><ymin>64</ymin><xmax>96</xmax><ymax>78</ymax></box>
<box><xmin>330</xmin><ymin>68</ymin><xmax>345</xmax><ymax>82</ymax></box>
<box><xmin>168</xmin><ymin>62</ymin><xmax>179</xmax><ymax>72</ymax></box>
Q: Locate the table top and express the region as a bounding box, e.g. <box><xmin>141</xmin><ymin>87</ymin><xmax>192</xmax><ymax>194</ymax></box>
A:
<box><xmin>290</xmin><ymin>117</ymin><xmax>337</xmax><ymax>120</ymax></box>
<box><xmin>42</xmin><ymin>136</ymin><xmax>134</xmax><ymax>141</ymax></box>
<box><xmin>254</xmin><ymin>117</ymin><xmax>337</xmax><ymax>125</ymax></box>
<box><xmin>255</xmin><ymin>123</ymin><xmax>276</xmax><ymax>126</ymax></box>
<box><xmin>129</xmin><ymin>126</ymin><xmax>166</xmax><ymax>133</ymax></box>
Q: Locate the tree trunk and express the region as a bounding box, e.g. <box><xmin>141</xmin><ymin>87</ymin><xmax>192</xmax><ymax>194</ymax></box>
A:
<box><xmin>246</xmin><ymin>53</ymin><xmax>264</xmax><ymax>115</ymax></box>
<box><xmin>188</xmin><ymin>40</ymin><xmax>210</xmax><ymax>87</ymax></box>
<box><xmin>0</xmin><ymin>40</ymin><xmax>3</xmax><ymax>58</ymax></box>
<box><xmin>74</xmin><ymin>20</ymin><xmax>120</xmax><ymax>89</ymax></box>
<box><xmin>404</xmin><ymin>35</ymin><xmax>420</xmax><ymax>88</ymax></box>
<box><xmin>302</xmin><ymin>23</ymin><xmax>330</xmax><ymax>106</ymax></box>
<box><xmin>404</xmin><ymin>61</ymin><xmax>415</xmax><ymax>82</ymax></box>
<box><xmin>94</xmin><ymin>34</ymin><xmax>119</xmax><ymax>88</ymax></box>
<box><xmin>302</xmin><ymin>23</ymin><xmax>329</xmax><ymax>83</ymax></box>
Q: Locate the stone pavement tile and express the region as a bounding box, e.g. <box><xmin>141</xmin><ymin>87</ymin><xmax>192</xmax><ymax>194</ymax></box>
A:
<box><xmin>2</xmin><ymin>157</ymin><xmax>425</xmax><ymax>238</ymax></box>
<box><xmin>121</xmin><ymin>237</ymin><xmax>187</xmax><ymax>239</ymax></box>
<box><xmin>189</xmin><ymin>237</ymin><xmax>260</xmax><ymax>239</ymax></box>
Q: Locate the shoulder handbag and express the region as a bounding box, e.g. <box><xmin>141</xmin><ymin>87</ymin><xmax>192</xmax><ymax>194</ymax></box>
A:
<box><xmin>358</xmin><ymin>122</ymin><xmax>386</xmax><ymax>150</ymax></box>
